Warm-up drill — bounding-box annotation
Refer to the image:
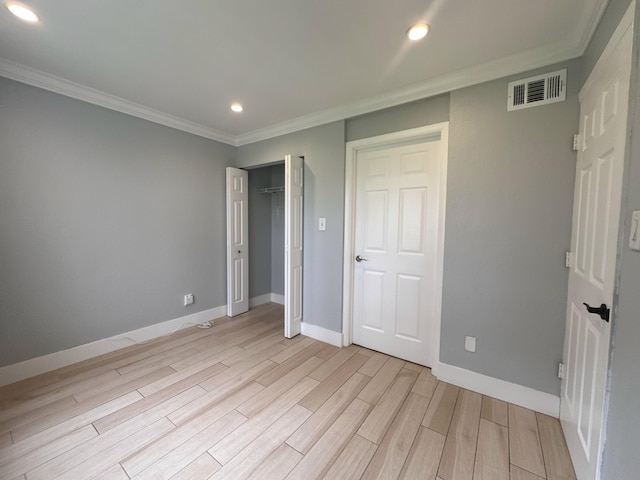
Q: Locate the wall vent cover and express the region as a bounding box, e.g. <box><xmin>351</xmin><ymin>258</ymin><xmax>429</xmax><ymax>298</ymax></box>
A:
<box><xmin>507</xmin><ymin>69</ymin><xmax>567</xmax><ymax>111</ymax></box>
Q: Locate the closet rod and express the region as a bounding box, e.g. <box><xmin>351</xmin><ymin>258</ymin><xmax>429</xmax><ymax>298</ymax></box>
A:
<box><xmin>257</xmin><ymin>186</ymin><xmax>285</xmax><ymax>194</ymax></box>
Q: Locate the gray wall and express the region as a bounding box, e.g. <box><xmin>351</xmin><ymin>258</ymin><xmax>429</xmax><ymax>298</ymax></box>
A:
<box><xmin>246</xmin><ymin>164</ymin><xmax>285</xmax><ymax>298</ymax></box>
<box><xmin>441</xmin><ymin>59</ymin><xmax>581</xmax><ymax>395</ymax></box>
<box><xmin>0</xmin><ymin>35</ymin><xmax>588</xmax><ymax>402</ymax></box>
<box><xmin>237</xmin><ymin>64</ymin><xmax>579</xmax><ymax>397</ymax></box>
<box><xmin>247</xmin><ymin>168</ymin><xmax>273</xmax><ymax>298</ymax></box>
<box><xmin>596</xmin><ymin>0</ymin><xmax>640</xmax><ymax>477</ymax></box>
<box><xmin>341</xmin><ymin>69</ymin><xmax>578</xmax><ymax>395</ymax></box>
<box><xmin>236</xmin><ymin>121</ymin><xmax>346</xmax><ymax>332</ymax></box>
<box><xmin>0</xmin><ymin>77</ymin><xmax>235</xmax><ymax>367</ymax></box>
<box><xmin>346</xmin><ymin>94</ymin><xmax>450</xmax><ymax>142</ymax></box>
<box><xmin>271</xmin><ymin>165</ymin><xmax>285</xmax><ymax>296</ymax></box>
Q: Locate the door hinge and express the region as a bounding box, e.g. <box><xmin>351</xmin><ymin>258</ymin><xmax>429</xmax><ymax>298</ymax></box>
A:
<box><xmin>558</xmin><ymin>363</ymin><xmax>565</xmax><ymax>379</ymax></box>
<box><xmin>565</xmin><ymin>252</ymin><xmax>575</xmax><ymax>268</ymax></box>
<box><xmin>572</xmin><ymin>134</ymin><xmax>580</xmax><ymax>151</ymax></box>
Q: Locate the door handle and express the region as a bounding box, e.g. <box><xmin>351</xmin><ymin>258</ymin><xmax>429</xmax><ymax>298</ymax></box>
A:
<box><xmin>583</xmin><ymin>303</ymin><xmax>610</xmax><ymax>322</ymax></box>
<box><xmin>355</xmin><ymin>255</ymin><xmax>368</xmax><ymax>262</ymax></box>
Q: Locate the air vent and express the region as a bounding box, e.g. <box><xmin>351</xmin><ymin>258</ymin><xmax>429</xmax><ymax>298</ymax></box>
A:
<box><xmin>507</xmin><ymin>69</ymin><xmax>567</xmax><ymax>111</ymax></box>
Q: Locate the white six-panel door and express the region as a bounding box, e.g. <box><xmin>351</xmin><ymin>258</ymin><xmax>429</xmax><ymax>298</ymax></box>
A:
<box><xmin>226</xmin><ymin>167</ymin><xmax>249</xmax><ymax>317</ymax></box>
<box><xmin>560</xmin><ymin>8</ymin><xmax>632</xmax><ymax>479</ymax></box>
<box><xmin>284</xmin><ymin>155</ymin><xmax>303</xmax><ymax>337</ymax></box>
<box><xmin>352</xmin><ymin>139</ymin><xmax>442</xmax><ymax>366</ymax></box>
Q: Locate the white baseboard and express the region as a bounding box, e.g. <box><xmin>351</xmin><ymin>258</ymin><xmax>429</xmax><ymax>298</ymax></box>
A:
<box><xmin>301</xmin><ymin>322</ymin><xmax>343</xmax><ymax>347</ymax></box>
<box><xmin>249</xmin><ymin>294</ymin><xmax>272</xmax><ymax>307</ymax></box>
<box><xmin>436</xmin><ymin>362</ymin><xmax>560</xmax><ymax>418</ymax></box>
<box><xmin>249</xmin><ymin>293</ymin><xmax>284</xmax><ymax>307</ymax></box>
<box><xmin>0</xmin><ymin>305</ymin><xmax>226</xmax><ymax>388</ymax></box>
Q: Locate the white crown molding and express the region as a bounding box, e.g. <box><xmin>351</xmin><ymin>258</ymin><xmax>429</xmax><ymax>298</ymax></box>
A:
<box><xmin>0</xmin><ymin>57</ymin><xmax>236</xmax><ymax>146</ymax></box>
<box><xmin>573</xmin><ymin>0</ymin><xmax>611</xmax><ymax>56</ymax></box>
<box><xmin>236</xmin><ymin>1</ymin><xmax>610</xmax><ymax>146</ymax></box>
<box><xmin>2</xmin><ymin>5</ymin><xmax>604</xmax><ymax>151</ymax></box>
<box><xmin>235</xmin><ymin>41</ymin><xmax>583</xmax><ymax>146</ymax></box>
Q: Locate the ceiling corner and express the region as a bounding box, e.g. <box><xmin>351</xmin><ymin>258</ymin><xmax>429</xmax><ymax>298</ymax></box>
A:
<box><xmin>573</xmin><ymin>0</ymin><xmax>612</xmax><ymax>55</ymax></box>
<box><xmin>0</xmin><ymin>58</ymin><xmax>237</xmax><ymax>146</ymax></box>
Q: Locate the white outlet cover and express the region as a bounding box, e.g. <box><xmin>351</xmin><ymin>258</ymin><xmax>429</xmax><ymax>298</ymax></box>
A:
<box><xmin>464</xmin><ymin>336</ymin><xmax>477</xmax><ymax>353</ymax></box>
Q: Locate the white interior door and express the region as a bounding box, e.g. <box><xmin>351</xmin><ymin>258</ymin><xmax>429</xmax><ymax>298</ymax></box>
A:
<box><xmin>560</xmin><ymin>11</ymin><xmax>632</xmax><ymax>480</ymax></box>
<box><xmin>284</xmin><ymin>155</ymin><xmax>303</xmax><ymax>337</ymax></box>
<box><xmin>226</xmin><ymin>167</ymin><xmax>249</xmax><ymax>317</ymax></box>
<box><xmin>352</xmin><ymin>139</ymin><xmax>442</xmax><ymax>366</ymax></box>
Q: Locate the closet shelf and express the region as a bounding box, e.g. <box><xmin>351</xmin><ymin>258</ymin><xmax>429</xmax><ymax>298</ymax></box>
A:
<box><xmin>257</xmin><ymin>186</ymin><xmax>285</xmax><ymax>194</ymax></box>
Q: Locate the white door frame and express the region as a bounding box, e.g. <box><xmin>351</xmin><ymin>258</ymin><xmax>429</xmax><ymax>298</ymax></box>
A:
<box><xmin>341</xmin><ymin>123</ymin><xmax>449</xmax><ymax>370</ymax></box>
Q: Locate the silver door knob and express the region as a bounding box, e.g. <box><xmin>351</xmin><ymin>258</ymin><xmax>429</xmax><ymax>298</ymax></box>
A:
<box><xmin>355</xmin><ymin>255</ymin><xmax>368</xmax><ymax>262</ymax></box>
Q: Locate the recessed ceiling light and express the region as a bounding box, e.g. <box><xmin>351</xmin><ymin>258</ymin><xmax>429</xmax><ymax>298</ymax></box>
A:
<box><xmin>230</xmin><ymin>103</ymin><xmax>243</xmax><ymax>113</ymax></box>
<box><xmin>5</xmin><ymin>2</ymin><xmax>40</xmax><ymax>23</ymax></box>
<box><xmin>407</xmin><ymin>23</ymin><xmax>429</xmax><ymax>41</ymax></box>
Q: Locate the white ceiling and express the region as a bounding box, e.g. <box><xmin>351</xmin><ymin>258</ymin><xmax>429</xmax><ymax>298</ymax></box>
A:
<box><xmin>0</xmin><ymin>0</ymin><xmax>608</xmax><ymax>146</ymax></box>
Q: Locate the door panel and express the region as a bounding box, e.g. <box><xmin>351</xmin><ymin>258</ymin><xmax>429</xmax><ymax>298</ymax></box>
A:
<box><xmin>352</xmin><ymin>139</ymin><xmax>441</xmax><ymax>366</ymax></box>
<box><xmin>560</xmin><ymin>14</ymin><xmax>632</xmax><ymax>479</ymax></box>
<box><xmin>284</xmin><ymin>155</ymin><xmax>303</xmax><ymax>338</ymax></box>
<box><xmin>226</xmin><ymin>167</ymin><xmax>249</xmax><ymax>317</ymax></box>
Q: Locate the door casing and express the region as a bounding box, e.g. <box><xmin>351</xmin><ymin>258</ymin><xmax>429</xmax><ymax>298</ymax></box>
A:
<box><xmin>341</xmin><ymin>124</ymin><xmax>449</xmax><ymax>371</ymax></box>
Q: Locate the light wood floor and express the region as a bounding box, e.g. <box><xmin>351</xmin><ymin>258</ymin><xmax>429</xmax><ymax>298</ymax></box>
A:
<box><xmin>0</xmin><ymin>303</ymin><xmax>576</xmax><ymax>480</ymax></box>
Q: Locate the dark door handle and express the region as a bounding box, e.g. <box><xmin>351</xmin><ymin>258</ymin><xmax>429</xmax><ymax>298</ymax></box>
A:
<box><xmin>355</xmin><ymin>255</ymin><xmax>368</xmax><ymax>262</ymax></box>
<box><xmin>583</xmin><ymin>303</ymin><xmax>610</xmax><ymax>322</ymax></box>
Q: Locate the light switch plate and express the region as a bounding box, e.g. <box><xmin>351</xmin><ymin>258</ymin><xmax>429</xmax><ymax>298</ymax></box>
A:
<box><xmin>319</xmin><ymin>217</ymin><xmax>326</xmax><ymax>231</ymax></box>
<box><xmin>630</xmin><ymin>211</ymin><xmax>640</xmax><ymax>251</ymax></box>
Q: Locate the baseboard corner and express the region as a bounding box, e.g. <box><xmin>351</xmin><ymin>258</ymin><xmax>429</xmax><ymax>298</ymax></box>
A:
<box><xmin>300</xmin><ymin>322</ymin><xmax>343</xmax><ymax>347</ymax></box>
<box><xmin>270</xmin><ymin>293</ymin><xmax>285</xmax><ymax>305</ymax></box>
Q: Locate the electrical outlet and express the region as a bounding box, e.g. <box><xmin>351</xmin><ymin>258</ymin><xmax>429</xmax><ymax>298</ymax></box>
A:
<box><xmin>184</xmin><ymin>294</ymin><xmax>194</xmax><ymax>306</ymax></box>
<box><xmin>464</xmin><ymin>336</ymin><xmax>476</xmax><ymax>353</ymax></box>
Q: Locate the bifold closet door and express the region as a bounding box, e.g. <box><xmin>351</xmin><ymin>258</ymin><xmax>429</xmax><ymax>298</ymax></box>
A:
<box><xmin>226</xmin><ymin>167</ymin><xmax>249</xmax><ymax>317</ymax></box>
<box><xmin>284</xmin><ymin>155</ymin><xmax>303</xmax><ymax>337</ymax></box>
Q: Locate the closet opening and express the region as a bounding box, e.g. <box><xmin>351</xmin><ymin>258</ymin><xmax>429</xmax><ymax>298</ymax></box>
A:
<box><xmin>226</xmin><ymin>155</ymin><xmax>304</xmax><ymax>337</ymax></box>
<box><xmin>248</xmin><ymin>163</ymin><xmax>285</xmax><ymax>307</ymax></box>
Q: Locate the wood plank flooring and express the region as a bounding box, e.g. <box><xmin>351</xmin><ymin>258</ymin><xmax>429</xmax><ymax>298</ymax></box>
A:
<box><xmin>0</xmin><ymin>303</ymin><xmax>576</xmax><ymax>479</ymax></box>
